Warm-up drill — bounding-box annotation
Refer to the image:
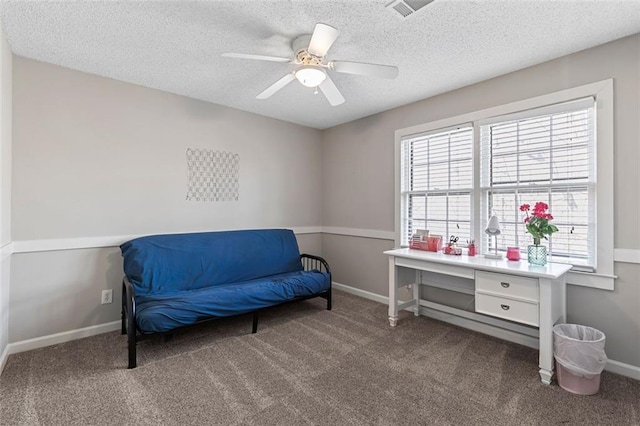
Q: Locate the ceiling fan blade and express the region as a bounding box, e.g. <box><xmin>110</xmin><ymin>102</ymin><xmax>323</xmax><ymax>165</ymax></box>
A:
<box><xmin>330</xmin><ymin>61</ymin><xmax>399</xmax><ymax>79</ymax></box>
<box><xmin>307</xmin><ymin>23</ymin><xmax>339</xmax><ymax>57</ymax></box>
<box><xmin>256</xmin><ymin>73</ymin><xmax>296</xmax><ymax>99</ymax></box>
<box><xmin>319</xmin><ymin>75</ymin><xmax>345</xmax><ymax>106</ymax></box>
<box><xmin>222</xmin><ymin>52</ymin><xmax>291</xmax><ymax>63</ymax></box>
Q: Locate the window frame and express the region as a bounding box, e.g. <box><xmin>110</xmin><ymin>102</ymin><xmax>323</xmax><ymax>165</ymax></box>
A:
<box><xmin>394</xmin><ymin>79</ymin><xmax>614</xmax><ymax>290</ymax></box>
<box><xmin>399</xmin><ymin>125</ymin><xmax>474</xmax><ymax>246</ymax></box>
<box><xmin>477</xmin><ymin>98</ymin><xmax>596</xmax><ymax>270</ymax></box>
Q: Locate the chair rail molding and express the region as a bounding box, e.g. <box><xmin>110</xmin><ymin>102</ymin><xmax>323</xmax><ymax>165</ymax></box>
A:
<box><xmin>322</xmin><ymin>226</ymin><xmax>395</xmax><ymax>241</ymax></box>
<box><xmin>10</xmin><ymin>228</ymin><xmax>639</xmax><ymax>268</ymax></box>
<box><xmin>323</xmin><ymin>227</ymin><xmax>638</xmax><ymax>263</ymax></box>
<box><xmin>11</xmin><ymin>226</ymin><xmax>323</xmax><ymax>253</ymax></box>
<box><xmin>614</xmin><ymin>249</ymin><xmax>640</xmax><ymax>264</ymax></box>
<box><xmin>1</xmin><ymin>241</ymin><xmax>12</xmax><ymax>261</ymax></box>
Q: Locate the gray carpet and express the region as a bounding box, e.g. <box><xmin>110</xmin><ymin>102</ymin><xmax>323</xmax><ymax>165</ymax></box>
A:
<box><xmin>1</xmin><ymin>291</ymin><xmax>638</xmax><ymax>425</ymax></box>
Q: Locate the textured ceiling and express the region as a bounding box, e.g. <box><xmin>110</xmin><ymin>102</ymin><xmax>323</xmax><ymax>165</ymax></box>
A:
<box><xmin>1</xmin><ymin>0</ymin><xmax>639</xmax><ymax>129</ymax></box>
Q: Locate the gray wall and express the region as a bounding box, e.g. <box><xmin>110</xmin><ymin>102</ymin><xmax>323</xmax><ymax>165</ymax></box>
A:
<box><xmin>9</xmin><ymin>57</ymin><xmax>324</xmax><ymax>342</ymax></box>
<box><xmin>0</xmin><ymin>23</ymin><xmax>12</xmax><ymax>360</ymax></box>
<box><xmin>0</xmin><ymin>25</ymin><xmax>9</xmax><ymax>246</ymax></box>
<box><xmin>321</xmin><ymin>34</ymin><xmax>640</xmax><ymax>367</ymax></box>
<box><xmin>12</xmin><ymin>58</ymin><xmax>324</xmax><ymax>240</ymax></box>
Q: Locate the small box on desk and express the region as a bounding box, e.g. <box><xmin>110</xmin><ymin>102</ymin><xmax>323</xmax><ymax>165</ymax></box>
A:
<box><xmin>410</xmin><ymin>235</ymin><xmax>442</xmax><ymax>252</ymax></box>
<box><xmin>409</xmin><ymin>240</ymin><xmax>429</xmax><ymax>251</ymax></box>
<box><xmin>427</xmin><ymin>235</ymin><xmax>443</xmax><ymax>252</ymax></box>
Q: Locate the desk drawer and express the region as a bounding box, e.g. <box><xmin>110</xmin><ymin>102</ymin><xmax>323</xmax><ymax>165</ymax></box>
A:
<box><xmin>475</xmin><ymin>271</ymin><xmax>538</xmax><ymax>302</ymax></box>
<box><xmin>475</xmin><ymin>292</ymin><xmax>539</xmax><ymax>326</ymax></box>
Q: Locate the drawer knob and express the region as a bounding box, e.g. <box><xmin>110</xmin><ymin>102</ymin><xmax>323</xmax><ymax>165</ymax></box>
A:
<box><xmin>501</xmin><ymin>304</ymin><xmax>510</xmax><ymax>311</ymax></box>
<box><xmin>501</xmin><ymin>282</ymin><xmax>510</xmax><ymax>288</ymax></box>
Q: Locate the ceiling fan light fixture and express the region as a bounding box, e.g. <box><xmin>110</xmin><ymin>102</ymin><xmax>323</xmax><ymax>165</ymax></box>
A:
<box><xmin>295</xmin><ymin>66</ymin><xmax>326</xmax><ymax>87</ymax></box>
<box><xmin>225</xmin><ymin>22</ymin><xmax>396</xmax><ymax>106</ymax></box>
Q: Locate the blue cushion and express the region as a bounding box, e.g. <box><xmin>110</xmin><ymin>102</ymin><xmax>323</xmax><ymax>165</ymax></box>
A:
<box><xmin>134</xmin><ymin>270</ymin><xmax>330</xmax><ymax>333</ymax></box>
<box><xmin>121</xmin><ymin>229</ymin><xmax>303</xmax><ymax>296</ymax></box>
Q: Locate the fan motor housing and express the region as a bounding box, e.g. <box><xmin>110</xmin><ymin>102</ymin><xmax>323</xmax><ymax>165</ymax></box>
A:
<box><xmin>292</xmin><ymin>34</ymin><xmax>312</xmax><ymax>55</ymax></box>
<box><xmin>292</xmin><ymin>34</ymin><xmax>324</xmax><ymax>66</ymax></box>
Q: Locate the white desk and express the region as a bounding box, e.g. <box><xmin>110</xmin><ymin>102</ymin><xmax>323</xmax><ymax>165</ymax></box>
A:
<box><xmin>384</xmin><ymin>248</ymin><xmax>572</xmax><ymax>384</ymax></box>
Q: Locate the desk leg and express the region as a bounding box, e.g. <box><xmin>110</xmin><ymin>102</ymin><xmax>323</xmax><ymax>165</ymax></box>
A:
<box><xmin>388</xmin><ymin>256</ymin><xmax>398</xmax><ymax>327</ymax></box>
<box><xmin>538</xmin><ymin>277</ymin><xmax>554</xmax><ymax>384</ymax></box>
<box><xmin>559</xmin><ymin>276</ymin><xmax>567</xmax><ymax>324</ymax></box>
<box><xmin>413</xmin><ymin>270</ymin><xmax>420</xmax><ymax>316</ymax></box>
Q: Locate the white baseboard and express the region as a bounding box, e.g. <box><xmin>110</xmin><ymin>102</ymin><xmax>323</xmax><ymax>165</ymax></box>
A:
<box><xmin>332</xmin><ymin>281</ymin><xmax>389</xmax><ymax>304</ymax></box>
<box><xmin>418</xmin><ymin>305</ymin><xmax>540</xmax><ymax>349</ymax></box>
<box><xmin>333</xmin><ymin>281</ymin><xmax>537</xmax><ymax>348</ymax></box>
<box><xmin>333</xmin><ymin>281</ymin><xmax>640</xmax><ymax>381</ymax></box>
<box><xmin>605</xmin><ymin>359</ymin><xmax>640</xmax><ymax>380</ymax></box>
<box><xmin>0</xmin><ymin>343</ymin><xmax>9</xmax><ymax>375</ymax></box>
<box><xmin>6</xmin><ymin>321</ymin><xmax>121</xmax><ymax>357</ymax></box>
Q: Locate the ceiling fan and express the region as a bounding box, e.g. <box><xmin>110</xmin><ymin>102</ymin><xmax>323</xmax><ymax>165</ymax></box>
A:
<box><xmin>222</xmin><ymin>23</ymin><xmax>399</xmax><ymax>106</ymax></box>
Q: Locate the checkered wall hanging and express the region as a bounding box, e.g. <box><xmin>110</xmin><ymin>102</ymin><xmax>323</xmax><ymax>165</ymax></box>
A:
<box><xmin>186</xmin><ymin>148</ymin><xmax>239</xmax><ymax>202</ymax></box>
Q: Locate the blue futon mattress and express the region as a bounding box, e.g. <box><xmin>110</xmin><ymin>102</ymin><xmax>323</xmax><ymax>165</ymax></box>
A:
<box><xmin>135</xmin><ymin>270</ymin><xmax>330</xmax><ymax>333</ymax></box>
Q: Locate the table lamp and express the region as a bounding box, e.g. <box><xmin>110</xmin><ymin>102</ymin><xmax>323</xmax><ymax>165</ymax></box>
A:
<box><xmin>484</xmin><ymin>214</ymin><xmax>503</xmax><ymax>259</ymax></box>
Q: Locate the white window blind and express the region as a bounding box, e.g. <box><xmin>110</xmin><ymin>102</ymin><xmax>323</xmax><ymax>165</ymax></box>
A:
<box><xmin>480</xmin><ymin>98</ymin><xmax>596</xmax><ymax>268</ymax></box>
<box><xmin>400</xmin><ymin>126</ymin><xmax>473</xmax><ymax>246</ymax></box>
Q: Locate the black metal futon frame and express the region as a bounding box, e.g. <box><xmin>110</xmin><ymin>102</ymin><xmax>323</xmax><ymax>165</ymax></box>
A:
<box><xmin>122</xmin><ymin>254</ymin><xmax>331</xmax><ymax>368</ymax></box>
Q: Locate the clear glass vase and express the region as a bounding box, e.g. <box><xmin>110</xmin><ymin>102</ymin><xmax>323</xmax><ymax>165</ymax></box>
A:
<box><xmin>527</xmin><ymin>244</ymin><xmax>547</xmax><ymax>266</ymax></box>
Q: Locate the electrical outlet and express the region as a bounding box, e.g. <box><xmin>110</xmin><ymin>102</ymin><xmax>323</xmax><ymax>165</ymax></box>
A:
<box><xmin>101</xmin><ymin>289</ymin><xmax>113</xmax><ymax>304</ymax></box>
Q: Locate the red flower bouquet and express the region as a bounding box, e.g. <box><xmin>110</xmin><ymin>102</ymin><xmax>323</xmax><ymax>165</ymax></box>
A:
<box><xmin>519</xmin><ymin>202</ymin><xmax>559</xmax><ymax>245</ymax></box>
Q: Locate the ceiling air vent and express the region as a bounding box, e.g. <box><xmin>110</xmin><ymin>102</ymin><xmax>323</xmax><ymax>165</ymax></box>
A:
<box><xmin>386</xmin><ymin>0</ymin><xmax>435</xmax><ymax>18</ymax></box>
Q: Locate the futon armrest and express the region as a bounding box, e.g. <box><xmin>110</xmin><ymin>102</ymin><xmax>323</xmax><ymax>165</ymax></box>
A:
<box><xmin>122</xmin><ymin>276</ymin><xmax>136</xmax><ymax>319</ymax></box>
<box><xmin>301</xmin><ymin>254</ymin><xmax>332</xmax><ymax>310</ymax></box>
<box><xmin>300</xmin><ymin>253</ymin><xmax>331</xmax><ymax>275</ymax></box>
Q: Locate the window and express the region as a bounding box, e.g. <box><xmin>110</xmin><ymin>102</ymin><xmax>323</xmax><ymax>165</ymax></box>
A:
<box><xmin>480</xmin><ymin>98</ymin><xmax>595</xmax><ymax>269</ymax></box>
<box><xmin>400</xmin><ymin>126</ymin><xmax>473</xmax><ymax>245</ymax></box>
<box><xmin>395</xmin><ymin>80</ymin><xmax>614</xmax><ymax>290</ymax></box>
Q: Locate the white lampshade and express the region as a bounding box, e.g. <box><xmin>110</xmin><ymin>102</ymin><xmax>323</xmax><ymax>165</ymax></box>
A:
<box><xmin>485</xmin><ymin>214</ymin><xmax>502</xmax><ymax>236</ymax></box>
<box><xmin>294</xmin><ymin>66</ymin><xmax>326</xmax><ymax>87</ymax></box>
<box><xmin>484</xmin><ymin>214</ymin><xmax>503</xmax><ymax>259</ymax></box>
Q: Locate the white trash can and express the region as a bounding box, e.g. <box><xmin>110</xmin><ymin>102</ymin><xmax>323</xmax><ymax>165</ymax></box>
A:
<box><xmin>553</xmin><ymin>324</ymin><xmax>607</xmax><ymax>395</ymax></box>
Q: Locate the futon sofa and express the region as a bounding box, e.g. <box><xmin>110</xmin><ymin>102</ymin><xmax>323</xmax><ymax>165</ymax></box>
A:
<box><xmin>120</xmin><ymin>229</ymin><xmax>331</xmax><ymax>368</ymax></box>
